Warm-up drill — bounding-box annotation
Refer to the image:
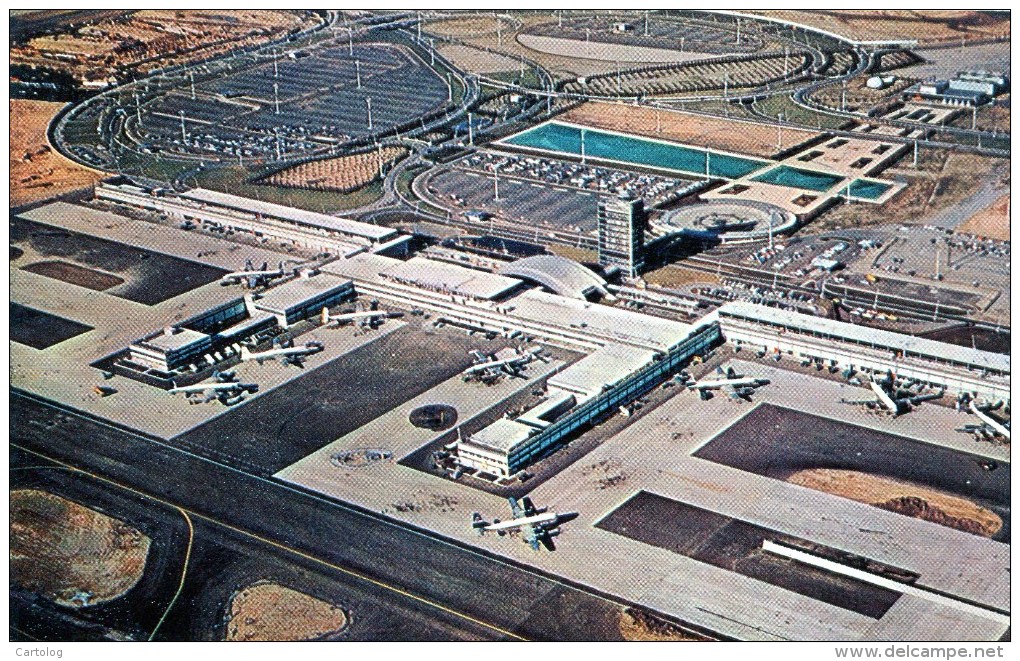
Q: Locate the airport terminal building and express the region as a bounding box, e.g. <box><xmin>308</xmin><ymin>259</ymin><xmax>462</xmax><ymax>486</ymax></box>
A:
<box><xmin>716</xmin><ymin>301</ymin><xmax>1010</xmax><ymax>403</ymax></box>
<box><xmin>455</xmin><ymin>316</ymin><xmax>720</xmax><ymax>478</ymax></box>
<box><xmin>96</xmin><ymin>177</ymin><xmax>410</xmax><ymax>257</ymax></box>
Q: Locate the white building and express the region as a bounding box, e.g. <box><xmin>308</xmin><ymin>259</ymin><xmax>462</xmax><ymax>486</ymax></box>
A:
<box><xmin>716</xmin><ymin>302</ymin><xmax>1009</xmax><ymax>403</ymax></box>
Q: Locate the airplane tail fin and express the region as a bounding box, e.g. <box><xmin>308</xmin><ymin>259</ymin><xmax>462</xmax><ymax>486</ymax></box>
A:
<box><xmin>321</xmin><ymin>307</ymin><xmax>330</xmax><ymax>325</ymax></box>
<box><xmin>471</xmin><ymin>513</ymin><xmax>488</xmax><ymax>534</ymax></box>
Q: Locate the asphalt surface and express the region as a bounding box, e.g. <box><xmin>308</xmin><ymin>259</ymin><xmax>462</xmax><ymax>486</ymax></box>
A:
<box><xmin>694</xmin><ymin>403</ymin><xmax>1011</xmax><ymax>543</ymax></box>
<box><xmin>10</xmin><ymin>390</ymin><xmax>634</xmax><ymax>642</ymax></box>
<box><xmin>10</xmin><ymin>302</ymin><xmax>93</xmax><ymax>349</ymax></box>
<box><xmin>10</xmin><ymin>447</ymin><xmax>495</xmax><ymax>642</ymax></box>
<box><xmin>11</xmin><ymin>216</ymin><xmax>226</xmax><ymax>305</ymax></box>
<box><xmin>597</xmin><ymin>491</ymin><xmax>902</xmax><ymax>620</ymax></box>
<box><xmin>172</xmin><ymin>325</ymin><xmax>512</xmax><ymax>476</ymax></box>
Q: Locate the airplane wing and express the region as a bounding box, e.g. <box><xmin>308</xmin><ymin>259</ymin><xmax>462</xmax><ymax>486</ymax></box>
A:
<box><xmin>522</xmin><ymin>525</ymin><xmax>541</xmax><ymax>551</ymax></box>
<box><xmin>507</xmin><ymin>497</ymin><xmax>524</xmax><ymax>519</ymax></box>
<box><xmin>538</xmin><ymin>532</ymin><xmax>556</xmax><ymax>552</ymax></box>
<box><xmin>840</xmin><ymin>398</ymin><xmax>878</xmax><ymax>405</ymax></box>
<box><xmin>521</xmin><ymin>496</ymin><xmax>537</xmax><ymax>516</ymax></box>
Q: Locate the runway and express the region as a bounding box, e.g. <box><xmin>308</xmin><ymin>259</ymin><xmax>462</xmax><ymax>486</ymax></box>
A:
<box><xmin>10</xmin><ymin>389</ymin><xmax>638</xmax><ymax>642</ymax></box>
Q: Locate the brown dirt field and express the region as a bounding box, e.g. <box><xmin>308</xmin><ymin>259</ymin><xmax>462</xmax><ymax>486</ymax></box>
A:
<box><xmin>10</xmin><ymin>100</ymin><xmax>103</xmax><ymax>207</ymax></box>
<box><xmin>545</xmin><ymin>243</ymin><xmax>598</xmax><ymax>264</ymax></box>
<box><xmin>437</xmin><ymin>43</ymin><xmax>521</xmax><ymax>75</ymax></box>
<box><xmin>619</xmin><ymin>609</ymin><xmax>703</xmax><ymax>641</ymax></box>
<box><xmin>21</xmin><ymin>260</ymin><xmax>125</xmax><ymax>291</ymax></box>
<box><xmin>426</xmin><ymin>15</ymin><xmax>514</xmax><ymax>39</ymax></box>
<box><xmin>263</xmin><ymin>147</ymin><xmax>407</xmax><ymax>193</ymax></box>
<box><xmin>747</xmin><ymin>11</ymin><xmax>1010</xmax><ymax>46</ymax></box>
<box><xmin>10</xmin><ymin>489</ymin><xmax>151</xmax><ymax>608</ymax></box>
<box><xmin>11</xmin><ymin>11</ymin><xmax>313</xmax><ymax>82</ymax></box>
<box><xmin>809</xmin><ymin>151</ymin><xmax>1006</xmax><ymax>233</ymax></box>
<box><xmin>787</xmin><ymin>468</ymin><xmax>1002</xmax><ymax>537</ymax></box>
<box><xmin>225</xmin><ymin>581</ymin><xmax>349</xmax><ymax>641</ymax></box>
<box><xmin>430</xmin><ymin>13</ymin><xmax>626</xmax><ymax>79</ymax></box>
<box><xmin>643</xmin><ymin>265</ymin><xmax>719</xmax><ymax>288</ymax></box>
<box><xmin>957</xmin><ymin>194</ymin><xmax>1009</xmax><ymax>241</ymax></box>
<box><xmin>560</xmin><ymin>102</ymin><xmax>819</xmax><ymax>158</ymax></box>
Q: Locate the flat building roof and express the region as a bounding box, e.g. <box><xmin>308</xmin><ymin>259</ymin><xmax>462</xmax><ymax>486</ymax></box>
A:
<box><xmin>252</xmin><ymin>274</ymin><xmax>353</xmax><ymax>315</ymax></box>
<box><xmin>183</xmin><ymin>188</ymin><xmax>397</xmax><ymax>243</ymax></box>
<box><xmin>382</xmin><ymin>257</ymin><xmax>524</xmax><ymax>301</ymax></box>
<box><xmin>507</xmin><ymin>290</ymin><xmax>693</xmax><ymax>353</ymax></box>
<box><xmin>718</xmin><ymin>301</ymin><xmax>1010</xmax><ymax>373</ymax></box>
<box><xmin>466</xmin><ymin>418</ymin><xmax>537</xmax><ymax>454</ymax></box>
<box><xmin>139</xmin><ymin>327</ymin><xmax>210</xmax><ymax>352</ymax></box>
<box><xmin>548</xmin><ymin>344</ymin><xmax>657</xmax><ymax>400</ymax></box>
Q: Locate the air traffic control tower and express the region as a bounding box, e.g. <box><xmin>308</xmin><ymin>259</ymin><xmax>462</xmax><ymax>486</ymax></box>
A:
<box><xmin>597</xmin><ymin>192</ymin><xmax>647</xmax><ymax>278</ymax></box>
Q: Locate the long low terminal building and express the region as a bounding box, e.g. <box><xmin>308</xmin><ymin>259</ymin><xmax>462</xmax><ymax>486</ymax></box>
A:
<box><xmin>716</xmin><ymin>301</ymin><xmax>1010</xmax><ymax>403</ymax></box>
<box><xmin>96</xmin><ymin>177</ymin><xmax>410</xmax><ymax>257</ymax></box>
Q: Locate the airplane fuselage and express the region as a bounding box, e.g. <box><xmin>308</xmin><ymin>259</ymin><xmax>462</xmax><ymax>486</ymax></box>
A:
<box><xmin>690</xmin><ymin>377</ymin><xmax>767</xmax><ymax>390</ymax></box>
<box><xmin>169</xmin><ymin>382</ymin><xmax>256</xmax><ymax>395</ymax></box>
<box><xmin>482</xmin><ymin>511</ymin><xmax>558</xmax><ymax>532</ymax></box>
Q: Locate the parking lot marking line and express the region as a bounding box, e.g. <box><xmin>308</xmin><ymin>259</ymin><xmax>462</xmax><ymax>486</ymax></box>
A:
<box><xmin>12</xmin><ymin>442</ymin><xmax>529</xmax><ymax>641</ymax></box>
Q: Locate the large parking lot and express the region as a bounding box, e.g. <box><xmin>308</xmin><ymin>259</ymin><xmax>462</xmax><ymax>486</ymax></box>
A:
<box><xmin>419</xmin><ymin>150</ymin><xmax>698</xmax><ymax>235</ymax></box>
<box><xmin>123</xmin><ymin>42</ymin><xmax>449</xmax><ymax>160</ymax></box>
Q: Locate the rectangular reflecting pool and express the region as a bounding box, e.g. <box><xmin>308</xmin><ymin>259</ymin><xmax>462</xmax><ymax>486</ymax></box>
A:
<box><xmin>501</xmin><ymin>121</ymin><xmax>769</xmax><ymax>179</ymax></box>
<box><xmin>751</xmin><ymin>165</ymin><xmax>845</xmax><ymax>192</ymax></box>
<box><xmin>848</xmin><ymin>178</ymin><xmax>893</xmax><ymax>200</ymax></box>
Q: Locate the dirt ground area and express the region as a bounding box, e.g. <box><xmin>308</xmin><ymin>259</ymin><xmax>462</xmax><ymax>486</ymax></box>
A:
<box><xmin>746</xmin><ymin>11</ymin><xmax>1010</xmax><ymax>46</ymax></box>
<box><xmin>262</xmin><ymin>147</ymin><xmax>406</xmax><ymax>193</ymax></box>
<box><xmin>788</xmin><ymin>469</ymin><xmax>1002</xmax><ymax>537</ymax></box>
<box><xmin>643</xmin><ymin>264</ymin><xmax>719</xmax><ymax>289</ymax></box>
<box><xmin>12</xmin><ymin>10</ymin><xmax>315</xmax><ymax>83</ymax></box>
<box><xmin>224</xmin><ymin>581</ymin><xmax>348</xmax><ymax>641</ymax></box>
<box><xmin>437</xmin><ymin>43</ymin><xmax>521</xmax><ymax>75</ymax></box>
<box><xmin>425</xmin><ymin>14</ymin><xmax>515</xmax><ymax>39</ymax></box>
<box><xmin>425</xmin><ymin>13</ymin><xmax>626</xmax><ymax>79</ymax></box>
<box><xmin>618</xmin><ymin>609</ymin><xmax>704</xmax><ymax>641</ymax></box>
<box><xmin>957</xmin><ymin>193</ymin><xmax>1009</xmax><ymax>241</ymax></box>
<box><xmin>560</xmin><ymin>102</ymin><xmax>819</xmax><ymax>158</ymax></box>
<box><xmin>10</xmin><ymin>100</ymin><xmax>103</xmax><ymax>207</ymax></box>
<box><xmin>809</xmin><ymin>150</ymin><xmax>1007</xmax><ymax>233</ymax></box>
<box><xmin>10</xmin><ymin>489</ymin><xmax>151</xmax><ymax>608</ymax></box>
<box><xmin>20</xmin><ymin>260</ymin><xmax>125</xmax><ymax>291</ymax></box>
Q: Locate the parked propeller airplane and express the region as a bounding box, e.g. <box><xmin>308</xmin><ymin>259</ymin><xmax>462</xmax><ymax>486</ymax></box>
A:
<box><xmin>472</xmin><ymin>496</ymin><xmax>578</xmax><ymax>551</ymax></box>
<box><xmin>320</xmin><ymin>306</ymin><xmax>403</xmax><ymax>329</ymax></box>
<box><xmin>840</xmin><ymin>373</ymin><xmax>943</xmax><ymax>416</ymax></box>
<box><xmin>685</xmin><ymin>366</ymin><xmax>770</xmax><ymax>401</ymax></box>
<box><xmin>463</xmin><ymin>346</ymin><xmax>548</xmax><ymax>383</ymax></box>
<box><xmin>956</xmin><ymin>399</ymin><xmax>1011</xmax><ymax>442</ymax></box>
<box><xmin>240</xmin><ymin>340</ymin><xmax>324</xmax><ymax>368</ymax></box>
<box><xmin>168</xmin><ymin>371</ymin><xmax>258</xmax><ymax>406</ymax></box>
<box><xmin>220</xmin><ymin>260</ymin><xmax>287</xmax><ymax>288</ymax></box>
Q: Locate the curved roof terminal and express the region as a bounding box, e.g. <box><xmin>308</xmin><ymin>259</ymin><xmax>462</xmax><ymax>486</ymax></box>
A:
<box><xmin>498</xmin><ymin>255</ymin><xmax>608</xmax><ymax>300</ymax></box>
